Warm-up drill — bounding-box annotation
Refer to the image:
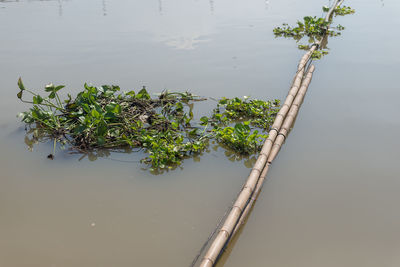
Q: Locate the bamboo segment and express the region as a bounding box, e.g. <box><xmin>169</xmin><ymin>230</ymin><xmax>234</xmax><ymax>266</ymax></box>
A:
<box><xmin>315</xmin><ymin>0</ymin><xmax>342</xmax><ymax>48</ymax></box>
<box><xmin>268</xmin><ymin>65</ymin><xmax>315</xmax><ymax>163</ymax></box>
<box><xmin>199</xmin><ymin>64</ymin><xmax>316</xmax><ymax>267</ymax></box>
<box><xmin>297</xmin><ymin>46</ymin><xmax>316</xmax><ymax>71</ymax></box>
<box><xmin>196</xmin><ymin>2</ymin><xmax>343</xmax><ymax>267</ymax></box>
<box><xmin>325</xmin><ymin>0</ymin><xmax>341</xmax><ymax>22</ymax></box>
<box><xmin>271</xmin><ymin>68</ymin><xmax>304</xmax><ymax>131</ymax></box>
<box><xmin>232</xmin><ymin>163</ymin><xmax>270</xmax><ymax>236</ymax></box>
<box><xmin>198</xmin><ymin>63</ymin><xmax>312</xmax><ymax>267</ymax></box>
<box><xmin>232</xmin><ymin>65</ymin><xmax>315</xmax><ymax>236</ymax></box>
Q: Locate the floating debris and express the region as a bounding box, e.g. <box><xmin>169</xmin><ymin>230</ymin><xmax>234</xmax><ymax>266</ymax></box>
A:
<box><xmin>17</xmin><ymin>78</ymin><xmax>279</xmax><ymax>170</ymax></box>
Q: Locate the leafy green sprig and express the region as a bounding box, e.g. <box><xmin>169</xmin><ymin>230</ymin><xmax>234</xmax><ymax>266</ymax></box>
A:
<box><xmin>199</xmin><ymin>97</ymin><xmax>280</xmax><ymax>154</ymax></box>
<box><xmin>332</xmin><ymin>5</ymin><xmax>355</xmax><ymax>16</ymax></box>
<box><xmin>273</xmin><ymin>5</ymin><xmax>355</xmax><ymax>60</ymax></box>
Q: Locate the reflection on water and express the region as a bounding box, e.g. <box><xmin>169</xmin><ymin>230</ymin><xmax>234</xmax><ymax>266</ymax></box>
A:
<box><xmin>158</xmin><ymin>0</ymin><xmax>163</xmax><ymax>15</ymax></box>
<box><xmin>102</xmin><ymin>0</ymin><xmax>106</xmax><ymax>16</ymax></box>
<box><xmin>265</xmin><ymin>0</ymin><xmax>269</xmax><ymax>10</ymax></box>
<box><xmin>0</xmin><ymin>0</ymin><xmax>221</xmax><ymax>16</ymax></box>
<box><xmin>209</xmin><ymin>0</ymin><xmax>214</xmax><ymax>14</ymax></box>
<box><xmin>164</xmin><ymin>35</ymin><xmax>211</xmax><ymax>50</ymax></box>
<box><xmin>22</xmin><ymin>128</ymin><xmax>259</xmax><ymax>175</ymax></box>
<box><xmin>0</xmin><ymin>0</ymin><xmax>70</xmax><ymax>16</ymax></box>
<box><xmin>0</xmin><ymin>0</ymin><xmax>270</xmax><ymax>50</ymax></box>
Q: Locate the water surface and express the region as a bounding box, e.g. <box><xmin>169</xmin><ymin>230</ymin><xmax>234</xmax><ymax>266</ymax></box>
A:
<box><xmin>1</xmin><ymin>0</ymin><xmax>399</xmax><ymax>266</ymax></box>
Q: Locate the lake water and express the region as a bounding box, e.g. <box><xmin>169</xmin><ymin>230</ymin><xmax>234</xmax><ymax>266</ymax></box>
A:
<box><xmin>1</xmin><ymin>0</ymin><xmax>399</xmax><ymax>266</ymax></box>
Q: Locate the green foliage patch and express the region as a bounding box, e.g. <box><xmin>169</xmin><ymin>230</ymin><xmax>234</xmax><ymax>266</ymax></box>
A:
<box><xmin>273</xmin><ymin>16</ymin><xmax>340</xmax><ymax>39</ymax></box>
<box><xmin>17</xmin><ymin>79</ymin><xmax>280</xmax><ymax>170</ymax></box>
<box><xmin>208</xmin><ymin>97</ymin><xmax>280</xmax><ymax>154</ymax></box>
<box><xmin>333</xmin><ymin>5</ymin><xmax>355</xmax><ymax>16</ymax></box>
<box><xmin>273</xmin><ymin>4</ymin><xmax>355</xmax><ymax>60</ymax></box>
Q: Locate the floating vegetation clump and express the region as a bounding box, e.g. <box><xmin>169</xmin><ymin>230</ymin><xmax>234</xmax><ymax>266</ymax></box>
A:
<box><xmin>273</xmin><ymin>16</ymin><xmax>342</xmax><ymax>39</ymax></box>
<box><xmin>17</xmin><ymin>79</ymin><xmax>280</xmax><ymax>170</ymax></box>
<box><xmin>203</xmin><ymin>97</ymin><xmax>279</xmax><ymax>154</ymax></box>
<box><xmin>212</xmin><ymin>97</ymin><xmax>280</xmax><ymax>129</ymax></box>
<box><xmin>273</xmin><ymin>4</ymin><xmax>355</xmax><ymax>59</ymax></box>
<box><xmin>332</xmin><ymin>5</ymin><xmax>355</xmax><ymax>16</ymax></box>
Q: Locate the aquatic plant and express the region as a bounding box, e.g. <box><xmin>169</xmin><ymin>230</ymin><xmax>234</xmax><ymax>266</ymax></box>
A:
<box><xmin>207</xmin><ymin>97</ymin><xmax>279</xmax><ymax>154</ymax></box>
<box><xmin>273</xmin><ymin>4</ymin><xmax>355</xmax><ymax>59</ymax></box>
<box><xmin>273</xmin><ymin>16</ymin><xmax>340</xmax><ymax>39</ymax></box>
<box><xmin>333</xmin><ymin>5</ymin><xmax>355</xmax><ymax>16</ymax></box>
<box><xmin>17</xmin><ymin>79</ymin><xmax>280</xmax><ymax>170</ymax></box>
<box><xmin>298</xmin><ymin>45</ymin><xmax>329</xmax><ymax>59</ymax></box>
<box><xmin>213</xmin><ymin>122</ymin><xmax>267</xmax><ymax>155</ymax></box>
<box><xmin>211</xmin><ymin>97</ymin><xmax>279</xmax><ymax>129</ymax></box>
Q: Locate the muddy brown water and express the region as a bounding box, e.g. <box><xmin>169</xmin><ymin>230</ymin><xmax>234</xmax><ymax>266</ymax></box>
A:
<box><xmin>1</xmin><ymin>0</ymin><xmax>400</xmax><ymax>266</ymax></box>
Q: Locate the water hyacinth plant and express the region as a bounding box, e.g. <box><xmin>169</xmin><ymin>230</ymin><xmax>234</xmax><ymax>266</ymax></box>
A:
<box><xmin>273</xmin><ymin>4</ymin><xmax>355</xmax><ymax>59</ymax></box>
<box><xmin>332</xmin><ymin>5</ymin><xmax>355</xmax><ymax>16</ymax></box>
<box><xmin>17</xmin><ymin>79</ymin><xmax>280</xmax><ymax>170</ymax></box>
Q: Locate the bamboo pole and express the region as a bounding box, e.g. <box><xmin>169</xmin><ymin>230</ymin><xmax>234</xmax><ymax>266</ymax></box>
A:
<box><xmin>267</xmin><ymin>65</ymin><xmax>315</xmax><ymax>163</ymax></box>
<box><xmin>315</xmin><ymin>0</ymin><xmax>342</xmax><ymax>48</ymax></box>
<box><xmin>199</xmin><ymin>61</ymin><xmax>311</xmax><ymax>267</ymax></box>
<box><xmin>297</xmin><ymin>47</ymin><xmax>316</xmax><ymax>72</ymax></box>
<box><xmin>196</xmin><ymin>1</ymin><xmax>343</xmax><ymax>266</ymax></box>
<box><xmin>229</xmin><ymin>0</ymin><xmax>343</xmax><ymax>238</ymax></box>
<box><xmin>232</xmin><ymin>65</ymin><xmax>315</xmax><ymax>236</ymax></box>
<box><xmin>325</xmin><ymin>0</ymin><xmax>342</xmax><ymax>22</ymax></box>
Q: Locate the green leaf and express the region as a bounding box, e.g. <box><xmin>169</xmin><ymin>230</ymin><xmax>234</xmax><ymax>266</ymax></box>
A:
<box><xmin>200</xmin><ymin>116</ymin><xmax>209</xmax><ymax>125</ymax></box>
<box><xmin>91</xmin><ymin>109</ymin><xmax>100</xmax><ymax>118</ymax></box>
<box><xmin>33</xmin><ymin>95</ymin><xmax>43</xmax><ymax>104</ymax></box>
<box><xmin>105</xmin><ymin>103</ymin><xmax>116</xmax><ymax>112</ymax></box>
<box><xmin>18</xmin><ymin>77</ymin><xmax>25</xmax><ymax>91</ymax></box>
<box><xmin>81</xmin><ymin>103</ymin><xmax>90</xmax><ymax>113</ymax></box>
<box><xmin>45</xmin><ymin>83</ymin><xmax>55</xmax><ymax>92</ymax></box>
<box><xmin>97</xmin><ymin>122</ymin><xmax>107</xmax><ymax>136</ymax></box>
<box><xmin>189</xmin><ymin>128</ymin><xmax>198</xmax><ymax>136</ymax></box>
<box><xmin>126</xmin><ymin>90</ymin><xmax>136</xmax><ymax>97</ymax></box>
<box><xmin>171</xmin><ymin>122</ymin><xmax>179</xmax><ymax>129</ymax></box>
<box><xmin>105</xmin><ymin>103</ymin><xmax>121</xmax><ymax>114</ymax></box>
<box><xmin>74</xmin><ymin>125</ymin><xmax>87</xmax><ymax>134</ymax></box>
<box><xmin>97</xmin><ymin>136</ymin><xmax>105</xmax><ymax>145</ymax></box>
<box><xmin>17</xmin><ymin>90</ymin><xmax>23</xmax><ymax>99</ymax></box>
<box><xmin>54</xmin><ymin>85</ymin><xmax>65</xmax><ymax>92</ymax></box>
<box><xmin>234</xmin><ymin>123</ymin><xmax>244</xmax><ymax>132</ymax></box>
<box><xmin>104</xmin><ymin>112</ymin><xmax>116</xmax><ymax>120</ymax></box>
<box><xmin>175</xmin><ymin>102</ymin><xmax>183</xmax><ymax>111</ymax></box>
<box><xmin>64</xmin><ymin>93</ymin><xmax>72</xmax><ymax>104</ymax></box>
<box><xmin>136</xmin><ymin>86</ymin><xmax>150</xmax><ymax>99</ymax></box>
<box><xmin>219</xmin><ymin>98</ymin><xmax>228</xmax><ymax>105</ymax></box>
<box><xmin>114</xmin><ymin>104</ymin><xmax>121</xmax><ymax>114</ymax></box>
